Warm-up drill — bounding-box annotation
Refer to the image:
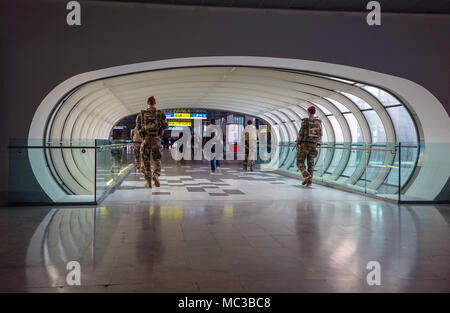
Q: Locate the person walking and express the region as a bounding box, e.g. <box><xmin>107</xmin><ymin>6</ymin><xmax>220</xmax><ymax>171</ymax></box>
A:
<box><xmin>295</xmin><ymin>106</ymin><xmax>322</xmax><ymax>187</ymax></box>
<box><xmin>243</xmin><ymin>119</ymin><xmax>257</xmax><ymax>171</ymax></box>
<box><xmin>135</xmin><ymin>96</ymin><xmax>168</xmax><ymax>188</ymax></box>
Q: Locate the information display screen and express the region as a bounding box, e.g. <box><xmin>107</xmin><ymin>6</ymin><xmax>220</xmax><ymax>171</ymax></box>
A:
<box><xmin>164</xmin><ymin>109</ymin><xmax>206</xmax><ymax>119</ymax></box>
<box><xmin>168</xmin><ymin>119</ymin><xmax>192</xmax><ymax>126</ymax></box>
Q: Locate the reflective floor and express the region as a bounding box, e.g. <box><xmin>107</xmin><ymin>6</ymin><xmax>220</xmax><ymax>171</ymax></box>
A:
<box><xmin>1</xmin><ymin>158</ymin><xmax>449</xmax><ymax>293</ymax></box>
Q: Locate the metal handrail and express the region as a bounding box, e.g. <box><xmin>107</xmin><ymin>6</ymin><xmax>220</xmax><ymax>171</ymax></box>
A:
<box><xmin>275</xmin><ymin>142</ymin><xmax>418</xmax><ymax>153</ymax></box>
<box><xmin>275</xmin><ymin>144</ymin><xmax>396</xmax><ymax>152</ymax></box>
<box><xmin>8</xmin><ymin>143</ymin><xmax>133</xmax><ymax>149</ymax></box>
<box><xmin>9</xmin><ymin>145</ymin><xmax>97</xmax><ymax>149</ymax></box>
<box><xmin>318</xmin><ymin>146</ymin><xmax>396</xmax><ymax>152</ymax></box>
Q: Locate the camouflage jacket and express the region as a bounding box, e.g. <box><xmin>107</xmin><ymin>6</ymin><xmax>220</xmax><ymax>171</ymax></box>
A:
<box><xmin>136</xmin><ymin>107</ymin><xmax>168</xmax><ymax>139</ymax></box>
<box><xmin>296</xmin><ymin>118</ymin><xmax>322</xmax><ymax>144</ymax></box>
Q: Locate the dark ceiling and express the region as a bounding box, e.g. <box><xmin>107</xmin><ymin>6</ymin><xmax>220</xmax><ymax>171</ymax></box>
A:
<box><xmin>88</xmin><ymin>0</ymin><xmax>450</xmax><ymax>14</ymax></box>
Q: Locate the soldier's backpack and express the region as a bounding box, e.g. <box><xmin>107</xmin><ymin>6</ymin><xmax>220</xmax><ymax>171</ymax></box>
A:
<box><xmin>302</xmin><ymin>118</ymin><xmax>322</xmax><ymax>143</ymax></box>
<box><xmin>140</xmin><ymin>109</ymin><xmax>160</xmax><ymax>137</ymax></box>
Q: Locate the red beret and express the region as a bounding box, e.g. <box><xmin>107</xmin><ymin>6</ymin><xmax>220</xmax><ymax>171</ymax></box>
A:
<box><xmin>247</xmin><ymin>120</ymin><xmax>253</xmax><ymax>125</ymax></box>
<box><xmin>307</xmin><ymin>106</ymin><xmax>316</xmax><ymax>113</ymax></box>
<box><xmin>147</xmin><ymin>96</ymin><xmax>155</xmax><ymax>104</ymax></box>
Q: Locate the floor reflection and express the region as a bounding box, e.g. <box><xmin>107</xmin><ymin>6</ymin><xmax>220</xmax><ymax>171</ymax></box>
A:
<box><xmin>0</xmin><ymin>162</ymin><xmax>448</xmax><ymax>293</ymax></box>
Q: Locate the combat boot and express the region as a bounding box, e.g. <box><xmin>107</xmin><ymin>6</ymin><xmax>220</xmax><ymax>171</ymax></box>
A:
<box><xmin>145</xmin><ymin>178</ymin><xmax>152</xmax><ymax>188</ymax></box>
<box><xmin>306</xmin><ymin>180</ymin><xmax>312</xmax><ymax>187</ymax></box>
<box><xmin>302</xmin><ymin>175</ymin><xmax>312</xmax><ymax>185</ymax></box>
<box><xmin>152</xmin><ymin>175</ymin><xmax>160</xmax><ymax>188</ymax></box>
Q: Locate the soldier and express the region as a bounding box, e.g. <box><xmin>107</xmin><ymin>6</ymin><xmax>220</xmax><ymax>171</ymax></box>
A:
<box><xmin>295</xmin><ymin>106</ymin><xmax>322</xmax><ymax>187</ymax></box>
<box><xmin>243</xmin><ymin>119</ymin><xmax>257</xmax><ymax>171</ymax></box>
<box><xmin>130</xmin><ymin>125</ymin><xmax>143</xmax><ymax>172</ymax></box>
<box><xmin>136</xmin><ymin>96</ymin><xmax>168</xmax><ymax>188</ymax></box>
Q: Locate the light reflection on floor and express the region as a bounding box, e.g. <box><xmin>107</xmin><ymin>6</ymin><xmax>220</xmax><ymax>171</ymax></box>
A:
<box><xmin>0</xmin><ymin>160</ymin><xmax>449</xmax><ymax>293</ymax></box>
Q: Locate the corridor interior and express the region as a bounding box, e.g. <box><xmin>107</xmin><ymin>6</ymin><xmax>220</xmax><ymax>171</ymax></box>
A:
<box><xmin>0</xmin><ymin>155</ymin><xmax>449</xmax><ymax>293</ymax></box>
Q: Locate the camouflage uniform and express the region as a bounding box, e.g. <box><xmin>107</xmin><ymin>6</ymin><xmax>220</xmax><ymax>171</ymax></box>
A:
<box><xmin>136</xmin><ymin>107</ymin><xmax>168</xmax><ymax>184</ymax></box>
<box><xmin>243</xmin><ymin>132</ymin><xmax>254</xmax><ymax>170</ymax></box>
<box><xmin>296</xmin><ymin>117</ymin><xmax>322</xmax><ymax>183</ymax></box>
<box><xmin>243</xmin><ymin>125</ymin><xmax>257</xmax><ymax>171</ymax></box>
<box><xmin>132</xmin><ymin>127</ymin><xmax>143</xmax><ymax>170</ymax></box>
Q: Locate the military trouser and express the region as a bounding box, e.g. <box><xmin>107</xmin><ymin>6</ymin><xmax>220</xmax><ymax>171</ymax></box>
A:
<box><xmin>134</xmin><ymin>142</ymin><xmax>142</xmax><ymax>169</ymax></box>
<box><xmin>296</xmin><ymin>142</ymin><xmax>318</xmax><ymax>178</ymax></box>
<box><xmin>140</xmin><ymin>137</ymin><xmax>162</xmax><ymax>180</ymax></box>
<box><xmin>243</xmin><ymin>143</ymin><xmax>254</xmax><ymax>169</ymax></box>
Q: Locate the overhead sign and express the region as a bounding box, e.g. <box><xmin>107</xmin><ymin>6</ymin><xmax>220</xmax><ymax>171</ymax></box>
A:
<box><xmin>165</xmin><ymin>113</ymin><xmax>206</xmax><ymax>119</ymax></box>
<box><xmin>164</xmin><ymin>109</ymin><xmax>207</xmax><ymax>120</ymax></box>
<box><xmin>168</xmin><ymin>119</ymin><xmax>192</xmax><ymax>126</ymax></box>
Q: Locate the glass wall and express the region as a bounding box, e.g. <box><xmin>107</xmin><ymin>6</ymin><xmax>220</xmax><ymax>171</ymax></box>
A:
<box><xmin>344</xmin><ymin>114</ymin><xmax>363</xmax><ymax>143</ymax></box>
<box><xmin>95</xmin><ymin>140</ymin><xmax>135</xmax><ymax>202</ymax></box>
<box><xmin>8</xmin><ymin>139</ymin><xmax>134</xmax><ymax>205</ymax></box>
<box><xmin>263</xmin><ymin>82</ymin><xmax>421</xmax><ymax>202</ymax></box>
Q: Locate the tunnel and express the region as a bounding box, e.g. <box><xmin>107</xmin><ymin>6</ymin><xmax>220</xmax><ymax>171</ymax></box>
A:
<box><xmin>24</xmin><ymin>56</ymin><xmax>450</xmax><ymax>203</ymax></box>
<box><xmin>2</xmin><ymin>0</ymin><xmax>450</xmax><ymax>295</ymax></box>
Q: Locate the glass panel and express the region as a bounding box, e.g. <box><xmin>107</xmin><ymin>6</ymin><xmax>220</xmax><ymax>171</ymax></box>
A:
<box><xmin>384</xmin><ymin>144</ymin><xmax>418</xmax><ymax>187</ymax></box>
<box><xmin>366</xmin><ymin>148</ymin><xmax>388</xmax><ymax>182</ymax></box>
<box><xmin>310</xmin><ymin>102</ymin><xmax>331</xmax><ymax>115</ymax></box>
<box><xmin>328</xmin><ymin>116</ymin><xmax>344</xmax><ymax>142</ymax></box>
<box><xmin>341</xmin><ymin>147</ymin><xmax>361</xmax><ymax>176</ymax></box>
<box><xmin>8</xmin><ymin>138</ymin><xmax>97</xmax><ymax>147</ymax></box>
<box><xmin>324</xmin><ymin>97</ymin><xmax>351</xmax><ymax>113</ymax></box>
<box><xmin>260</xmin><ymin>142</ymin><xmax>448</xmax><ymax>203</ymax></box>
<box><xmin>363</xmin><ymin>110</ymin><xmax>386</xmax><ymax>143</ymax></box>
<box><xmin>324</xmin><ymin>145</ymin><xmax>343</xmax><ymax>177</ymax></box>
<box><xmin>344</xmin><ymin>114</ymin><xmax>363</xmax><ymax>143</ymax></box>
<box><xmin>313</xmin><ymin>146</ymin><xmax>324</xmax><ymax>172</ymax></box>
<box><xmin>95</xmin><ymin>140</ymin><xmax>134</xmax><ymax>202</ymax></box>
<box><xmin>8</xmin><ymin>145</ymin><xmax>95</xmax><ymax>204</ymax></box>
<box><xmin>340</xmin><ymin>91</ymin><xmax>372</xmax><ymax>110</ymax></box>
<box><xmin>386</xmin><ymin>106</ymin><xmax>418</xmax><ymax>143</ymax></box>
<box><xmin>321</xmin><ymin>125</ymin><xmax>328</xmax><ymax>142</ymax></box>
<box><xmin>8</xmin><ymin>139</ymin><xmax>134</xmax><ymax>205</ymax></box>
<box><xmin>361</xmin><ymin>86</ymin><xmax>401</xmax><ymax>106</ymax></box>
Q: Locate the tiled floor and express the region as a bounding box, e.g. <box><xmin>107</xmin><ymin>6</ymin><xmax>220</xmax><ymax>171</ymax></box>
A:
<box><xmin>0</xmin><ymin>156</ymin><xmax>449</xmax><ymax>293</ymax></box>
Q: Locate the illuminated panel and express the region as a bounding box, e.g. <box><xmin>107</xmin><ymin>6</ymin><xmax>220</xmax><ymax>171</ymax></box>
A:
<box><xmin>168</xmin><ymin>119</ymin><xmax>192</xmax><ymax>126</ymax></box>
<box><xmin>165</xmin><ymin>109</ymin><xmax>207</xmax><ymax>119</ymax></box>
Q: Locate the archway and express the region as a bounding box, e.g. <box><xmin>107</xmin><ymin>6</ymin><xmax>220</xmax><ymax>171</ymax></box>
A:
<box><xmin>28</xmin><ymin>57</ymin><xmax>450</xmax><ymax>202</ymax></box>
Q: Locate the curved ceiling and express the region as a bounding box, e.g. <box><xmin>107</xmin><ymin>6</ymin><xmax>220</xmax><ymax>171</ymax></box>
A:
<box><xmin>48</xmin><ymin>66</ymin><xmax>404</xmax><ymax>145</ymax></box>
<box><xmin>43</xmin><ymin>65</ymin><xmax>422</xmax><ymax>198</ymax></box>
<box><xmin>27</xmin><ymin>57</ymin><xmax>450</xmax><ymax>203</ymax></box>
